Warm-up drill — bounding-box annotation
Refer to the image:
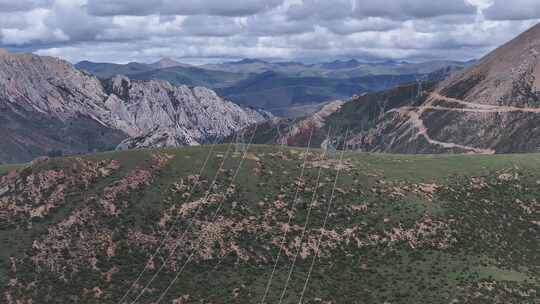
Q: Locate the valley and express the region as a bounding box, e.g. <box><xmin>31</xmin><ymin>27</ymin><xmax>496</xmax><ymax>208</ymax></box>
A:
<box><xmin>77</xmin><ymin>59</ymin><xmax>466</xmax><ymax>117</ymax></box>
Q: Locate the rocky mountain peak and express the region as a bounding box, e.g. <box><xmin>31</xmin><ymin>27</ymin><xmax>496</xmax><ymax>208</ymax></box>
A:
<box><xmin>0</xmin><ymin>51</ymin><xmax>107</xmax><ymax>120</ymax></box>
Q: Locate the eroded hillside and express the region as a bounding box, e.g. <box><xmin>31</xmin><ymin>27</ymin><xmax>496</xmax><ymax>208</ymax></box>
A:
<box><xmin>0</xmin><ymin>145</ymin><xmax>538</xmax><ymax>303</ymax></box>
<box><xmin>264</xmin><ymin>23</ymin><xmax>540</xmax><ymax>154</ymax></box>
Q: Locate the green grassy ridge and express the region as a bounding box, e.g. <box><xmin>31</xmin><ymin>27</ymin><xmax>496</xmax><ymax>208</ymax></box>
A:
<box><xmin>1</xmin><ymin>145</ymin><xmax>539</xmax><ymax>303</ymax></box>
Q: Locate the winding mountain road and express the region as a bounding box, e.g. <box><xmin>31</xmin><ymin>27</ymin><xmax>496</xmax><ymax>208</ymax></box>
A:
<box><xmin>429</xmin><ymin>92</ymin><xmax>540</xmax><ymax>113</ymax></box>
<box><xmin>387</xmin><ymin>92</ymin><xmax>540</xmax><ymax>154</ymax></box>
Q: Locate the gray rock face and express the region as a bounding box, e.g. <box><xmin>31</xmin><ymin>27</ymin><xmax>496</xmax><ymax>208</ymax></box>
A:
<box><xmin>0</xmin><ymin>51</ymin><xmax>109</xmax><ymax>120</ymax></box>
<box><xmin>104</xmin><ymin>75</ymin><xmax>270</xmax><ymax>149</ymax></box>
<box><xmin>0</xmin><ymin>50</ymin><xmax>268</xmax><ymax>163</ymax></box>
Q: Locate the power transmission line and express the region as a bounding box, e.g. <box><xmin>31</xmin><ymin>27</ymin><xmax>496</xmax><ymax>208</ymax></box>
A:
<box><xmin>297</xmin><ymin>128</ymin><xmax>350</xmax><ymax>304</ymax></box>
<box><xmin>122</xmin><ymin>143</ymin><xmax>235</xmax><ymax>304</ymax></box>
<box><xmin>277</xmin><ymin>128</ymin><xmax>333</xmax><ymax>304</ymax></box>
<box><xmin>116</xmin><ymin>140</ymin><xmax>221</xmax><ymax>304</ymax></box>
<box><xmin>260</xmin><ymin>126</ymin><xmax>315</xmax><ymax>304</ymax></box>
<box><xmin>150</xmin><ymin>124</ymin><xmax>261</xmax><ymax>304</ymax></box>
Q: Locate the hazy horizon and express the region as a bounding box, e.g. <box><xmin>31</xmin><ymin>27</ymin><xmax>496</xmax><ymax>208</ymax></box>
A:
<box><xmin>69</xmin><ymin>55</ymin><xmax>478</xmax><ymax>66</ymax></box>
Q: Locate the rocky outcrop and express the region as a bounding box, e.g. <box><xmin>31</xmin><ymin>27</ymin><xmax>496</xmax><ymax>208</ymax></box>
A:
<box><xmin>103</xmin><ymin>75</ymin><xmax>270</xmax><ymax>149</ymax></box>
<box><xmin>0</xmin><ymin>51</ymin><xmax>268</xmax><ymax>163</ymax></box>
<box><xmin>276</xmin><ymin>100</ymin><xmax>345</xmax><ymax>146</ymax></box>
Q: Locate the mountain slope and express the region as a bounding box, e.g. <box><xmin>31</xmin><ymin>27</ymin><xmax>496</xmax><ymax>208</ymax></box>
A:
<box><xmin>0</xmin><ymin>51</ymin><xmax>128</xmax><ymax>162</ymax></box>
<box><xmin>0</xmin><ymin>50</ymin><xmax>267</xmax><ymax>164</ymax></box>
<box><xmin>268</xmin><ymin>23</ymin><xmax>540</xmax><ymax>154</ymax></box>
<box><xmin>103</xmin><ymin>75</ymin><xmax>269</xmax><ymax>149</ymax></box>
<box><xmin>202</xmin><ymin>58</ymin><xmax>312</xmax><ymax>75</ymax></box>
<box><xmin>78</xmin><ymin>58</ymin><xmax>467</xmax><ymax>117</ymax></box>
<box><xmin>129</xmin><ymin>66</ymin><xmax>249</xmax><ymax>88</ymax></box>
<box><xmin>202</xmin><ymin>58</ymin><xmax>470</xmax><ymax>78</ymax></box>
<box><xmin>75</xmin><ymin>61</ymin><xmax>155</xmax><ymax>79</ymax></box>
<box><xmin>76</xmin><ymin>60</ymin><xmax>248</xmax><ymax>89</ymax></box>
<box><xmin>149</xmin><ymin>58</ymin><xmax>190</xmax><ymax>69</ymax></box>
<box><xmin>439</xmin><ymin>24</ymin><xmax>540</xmax><ymax>106</ymax></box>
<box><xmin>0</xmin><ymin>146</ymin><xmax>538</xmax><ymax>303</ymax></box>
<box><xmin>216</xmin><ymin>71</ymin><xmax>438</xmax><ymax>116</ymax></box>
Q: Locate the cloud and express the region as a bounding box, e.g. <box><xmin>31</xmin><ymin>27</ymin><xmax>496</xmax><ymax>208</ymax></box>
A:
<box><xmin>0</xmin><ymin>9</ymin><xmax>69</xmax><ymax>46</ymax></box>
<box><xmin>484</xmin><ymin>0</ymin><xmax>540</xmax><ymax>20</ymax></box>
<box><xmin>0</xmin><ymin>0</ymin><xmax>51</xmax><ymax>12</ymax></box>
<box><xmin>180</xmin><ymin>16</ymin><xmax>244</xmax><ymax>37</ymax></box>
<box><xmin>324</xmin><ymin>17</ymin><xmax>401</xmax><ymax>35</ymax></box>
<box><xmin>353</xmin><ymin>0</ymin><xmax>476</xmax><ymax>19</ymax></box>
<box><xmin>86</xmin><ymin>0</ymin><xmax>158</xmax><ymax>16</ymax></box>
<box><xmin>0</xmin><ymin>0</ymin><xmax>539</xmax><ymax>65</ymax></box>
<box><xmin>287</xmin><ymin>0</ymin><xmax>353</xmax><ymax>21</ymax></box>
<box><xmin>86</xmin><ymin>0</ymin><xmax>285</xmax><ymax>17</ymax></box>
<box><xmin>46</xmin><ymin>0</ymin><xmax>112</xmax><ymax>42</ymax></box>
<box><xmin>287</xmin><ymin>0</ymin><xmax>476</xmax><ymax>21</ymax></box>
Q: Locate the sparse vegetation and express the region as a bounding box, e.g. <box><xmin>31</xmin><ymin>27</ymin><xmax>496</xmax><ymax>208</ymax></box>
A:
<box><xmin>1</xmin><ymin>145</ymin><xmax>538</xmax><ymax>303</ymax></box>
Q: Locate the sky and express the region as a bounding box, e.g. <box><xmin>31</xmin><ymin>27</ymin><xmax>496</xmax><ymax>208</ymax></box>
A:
<box><xmin>0</xmin><ymin>0</ymin><xmax>539</xmax><ymax>64</ymax></box>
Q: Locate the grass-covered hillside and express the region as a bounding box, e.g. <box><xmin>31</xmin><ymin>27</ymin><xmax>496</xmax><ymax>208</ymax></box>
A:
<box><xmin>0</xmin><ymin>145</ymin><xmax>538</xmax><ymax>303</ymax></box>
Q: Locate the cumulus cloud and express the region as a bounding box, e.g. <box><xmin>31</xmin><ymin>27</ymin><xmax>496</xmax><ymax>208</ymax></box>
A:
<box><xmin>287</xmin><ymin>0</ymin><xmax>354</xmax><ymax>21</ymax></box>
<box><xmin>87</xmin><ymin>0</ymin><xmax>285</xmax><ymax>17</ymax></box>
<box><xmin>324</xmin><ymin>17</ymin><xmax>401</xmax><ymax>35</ymax></box>
<box><xmin>0</xmin><ymin>0</ymin><xmax>539</xmax><ymax>64</ymax></box>
<box><xmin>0</xmin><ymin>9</ymin><xmax>68</xmax><ymax>46</ymax></box>
<box><xmin>0</xmin><ymin>0</ymin><xmax>51</xmax><ymax>12</ymax></box>
<box><xmin>484</xmin><ymin>0</ymin><xmax>540</xmax><ymax>20</ymax></box>
<box><xmin>352</xmin><ymin>0</ymin><xmax>476</xmax><ymax>19</ymax></box>
<box><xmin>47</xmin><ymin>0</ymin><xmax>112</xmax><ymax>42</ymax></box>
<box><xmin>287</xmin><ymin>0</ymin><xmax>476</xmax><ymax>21</ymax></box>
<box><xmin>180</xmin><ymin>16</ymin><xmax>244</xmax><ymax>37</ymax></box>
<box><xmin>86</xmin><ymin>0</ymin><xmax>158</xmax><ymax>16</ymax></box>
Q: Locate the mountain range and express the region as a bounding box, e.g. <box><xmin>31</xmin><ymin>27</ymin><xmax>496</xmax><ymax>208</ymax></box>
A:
<box><xmin>0</xmin><ymin>50</ymin><xmax>267</xmax><ymax>164</ymax></box>
<box><xmin>214</xmin><ymin>71</ymin><xmax>435</xmax><ymax>113</ymax></box>
<box><xmin>0</xmin><ymin>19</ymin><xmax>539</xmax><ymax>304</ymax></box>
<box><xmin>2</xmin><ymin>23</ymin><xmax>540</xmax><ymax>165</ymax></box>
<box><xmin>254</xmin><ymin>23</ymin><xmax>540</xmax><ymax>154</ymax></box>
<box><xmin>77</xmin><ymin>57</ymin><xmax>469</xmax><ymax>116</ymax></box>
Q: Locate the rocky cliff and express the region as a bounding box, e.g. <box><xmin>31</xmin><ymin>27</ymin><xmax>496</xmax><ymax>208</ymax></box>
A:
<box><xmin>103</xmin><ymin>75</ymin><xmax>269</xmax><ymax>149</ymax></box>
<box><xmin>0</xmin><ymin>50</ymin><xmax>268</xmax><ymax>163</ymax></box>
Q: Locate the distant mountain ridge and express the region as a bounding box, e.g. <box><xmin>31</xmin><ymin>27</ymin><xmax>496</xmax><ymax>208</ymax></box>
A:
<box><xmin>77</xmin><ymin>57</ymin><xmax>469</xmax><ymax>116</ymax></box>
<box><xmin>149</xmin><ymin>57</ymin><xmax>189</xmax><ymax>69</ymax></box>
<box><xmin>215</xmin><ymin>71</ymin><xmax>437</xmax><ymax>116</ymax></box>
<box><xmin>200</xmin><ymin>57</ymin><xmax>471</xmax><ymax>78</ymax></box>
<box><xmin>75</xmin><ymin>60</ymin><xmax>155</xmax><ymax>79</ymax></box>
<box><xmin>319</xmin><ymin>59</ymin><xmax>362</xmax><ymax>70</ymax></box>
